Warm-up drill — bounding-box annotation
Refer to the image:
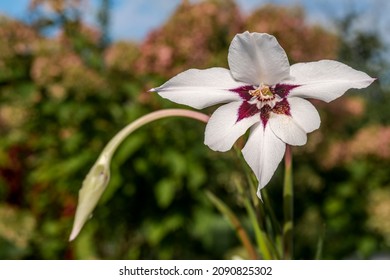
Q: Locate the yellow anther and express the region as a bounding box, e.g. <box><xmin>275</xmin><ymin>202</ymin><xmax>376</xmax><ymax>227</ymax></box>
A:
<box><xmin>249</xmin><ymin>84</ymin><xmax>274</xmax><ymax>100</ymax></box>
<box><xmin>249</xmin><ymin>88</ymin><xmax>262</xmax><ymax>97</ymax></box>
<box><xmin>260</xmin><ymin>86</ymin><xmax>273</xmax><ymax>96</ymax></box>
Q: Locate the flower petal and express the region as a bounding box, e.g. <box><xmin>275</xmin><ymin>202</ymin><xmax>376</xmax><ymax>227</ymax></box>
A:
<box><xmin>242</xmin><ymin>123</ymin><xmax>286</xmax><ymax>197</ymax></box>
<box><xmin>269</xmin><ymin>113</ymin><xmax>307</xmax><ymax>146</ymax></box>
<box><xmin>204</xmin><ymin>101</ymin><xmax>259</xmax><ymax>152</ymax></box>
<box><xmin>228</xmin><ymin>31</ymin><xmax>290</xmax><ymax>85</ymax></box>
<box><xmin>288</xmin><ymin>97</ymin><xmax>321</xmax><ymax>133</ymax></box>
<box><xmin>151</xmin><ymin>67</ymin><xmax>246</xmax><ymax>109</ymax></box>
<box><xmin>287</xmin><ymin>60</ymin><xmax>376</xmax><ymax>102</ymax></box>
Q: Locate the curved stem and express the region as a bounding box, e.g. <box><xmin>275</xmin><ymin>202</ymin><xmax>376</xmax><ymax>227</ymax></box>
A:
<box><xmin>69</xmin><ymin>109</ymin><xmax>209</xmax><ymax>241</ymax></box>
<box><xmin>103</xmin><ymin>109</ymin><xmax>210</xmax><ymax>162</ymax></box>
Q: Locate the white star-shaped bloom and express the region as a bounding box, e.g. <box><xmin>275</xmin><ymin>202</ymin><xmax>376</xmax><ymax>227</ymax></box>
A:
<box><xmin>152</xmin><ymin>31</ymin><xmax>375</xmax><ymax>197</ymax></box>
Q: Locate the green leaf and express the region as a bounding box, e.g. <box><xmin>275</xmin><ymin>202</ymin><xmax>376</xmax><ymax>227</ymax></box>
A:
<box><xmin>206</xmin><ymin>191</ymin><xmax>258</xmax><ymax>260</ymax></box>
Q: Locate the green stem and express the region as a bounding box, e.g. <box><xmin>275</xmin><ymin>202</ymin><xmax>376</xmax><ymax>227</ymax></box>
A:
<box><xmin>261</xmin><ymin>189</ymin><xmax>283</xmax><ymax>258</ymax></box>
<box><xmin>283</xmin><ymin>145</ymin><xmax>293</xmax><ymax>259</ymax></box>
<box><xmin>234</xmin><ymin>177</ymin><xmax>271</xmax><ymax>259</ymax></box>
<box><xmin>243</xmin><ymin>197</ymin><xmax>273</xmax><ymax>259</ymax></box>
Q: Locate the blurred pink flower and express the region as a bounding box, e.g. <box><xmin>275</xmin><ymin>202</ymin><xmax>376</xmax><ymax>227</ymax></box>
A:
<box><xmin>135</xmin><ymin>0</ymin><xmax>242</xmax><ymax>77</ymax></box>
<box><xmin>323</xmin><ymin>125</ymin><xmax>390</xmax><ymax>168</ymax></box>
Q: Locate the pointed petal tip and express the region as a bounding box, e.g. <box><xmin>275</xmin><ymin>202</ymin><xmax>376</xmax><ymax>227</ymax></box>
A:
<box><xmin>68</xmin><ymin>227</ymin><xmax>80</xmax><ymax>242</ymax></box>
<box><xmin>364</xmin><ymin>76</ymin><xmax>377</xmax><ymax>85</ymax></box>
<box><xmin>148</xmin><ymin>88</ymin><xmax>157</xmax><ymax>93</ymax></box>
<box><xmin>257</xmin><ymin>187</ymin><xmax>263</xmax><ymax>202</ymax></box>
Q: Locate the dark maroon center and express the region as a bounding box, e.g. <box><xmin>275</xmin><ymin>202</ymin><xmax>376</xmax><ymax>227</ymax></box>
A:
<box><xmin>230</xmin><ymin>83</ymin><xmax>299</xmax><ymax>126</ymax></box>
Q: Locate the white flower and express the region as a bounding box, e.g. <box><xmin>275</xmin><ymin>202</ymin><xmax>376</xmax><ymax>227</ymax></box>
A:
<box><xmin>151</xmin><ymin>31</ymin><xmax>375</xmax><ymax>197</ymax></box>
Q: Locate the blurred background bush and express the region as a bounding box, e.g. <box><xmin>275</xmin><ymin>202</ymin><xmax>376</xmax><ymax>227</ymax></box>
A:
<box><xmin>0</xmin><ymin>0</ymin><xmax>389</xmax><ymax>259</ymax></box>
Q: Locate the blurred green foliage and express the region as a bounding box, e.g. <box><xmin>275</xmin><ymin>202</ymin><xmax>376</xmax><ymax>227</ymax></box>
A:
<box><xmin>0</xmin><ymin>0</ymin><xmax>389</xmax><ymax>259</ymax></box>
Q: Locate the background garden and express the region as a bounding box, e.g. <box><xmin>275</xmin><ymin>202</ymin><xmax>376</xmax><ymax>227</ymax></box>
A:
<box><xmin>0</xmin><ymin>0</ymin><xmax>389</xmax><ymax>259</ymax></box>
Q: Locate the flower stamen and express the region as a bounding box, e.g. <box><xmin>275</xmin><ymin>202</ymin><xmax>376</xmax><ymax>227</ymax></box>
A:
<box><xmin>249</xmin><ymin>84</ymin><xmax>274</xmax><ymax>101</ymax></box>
